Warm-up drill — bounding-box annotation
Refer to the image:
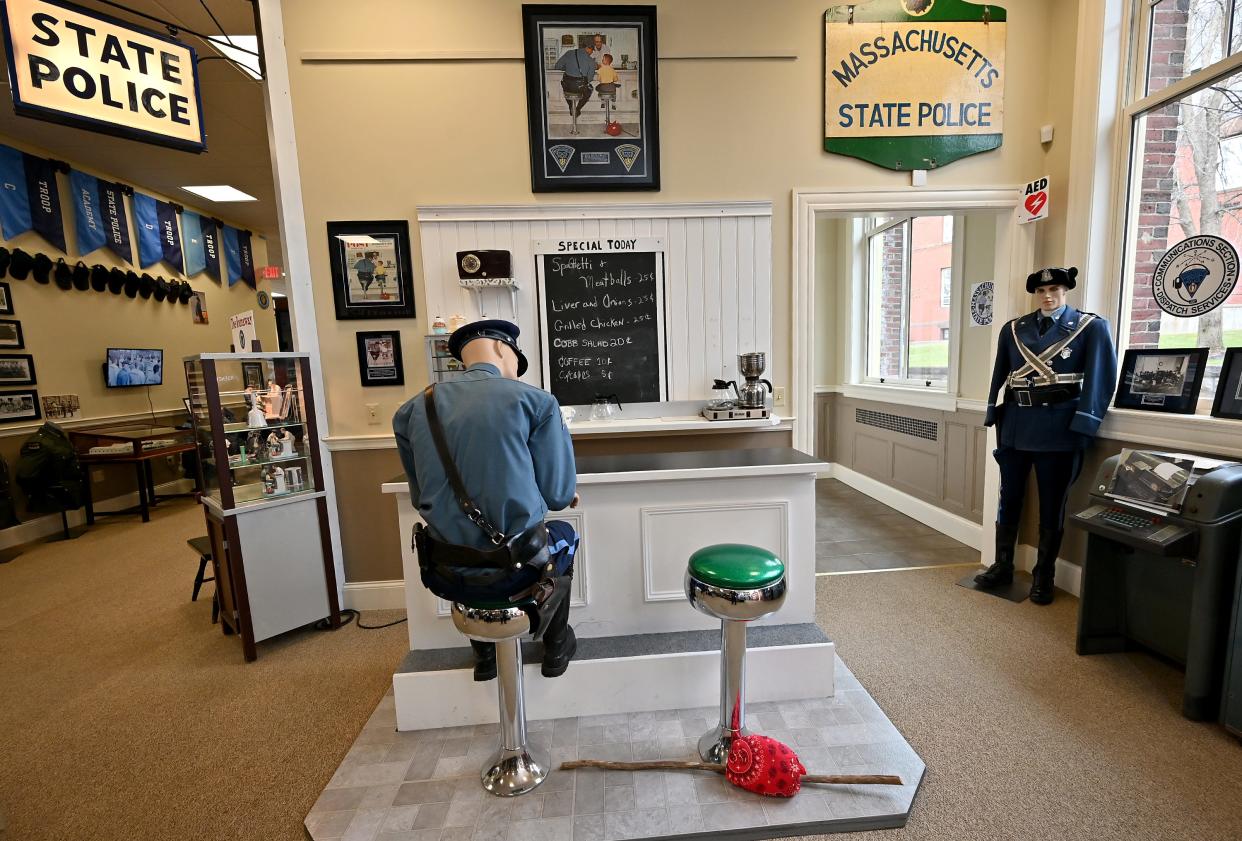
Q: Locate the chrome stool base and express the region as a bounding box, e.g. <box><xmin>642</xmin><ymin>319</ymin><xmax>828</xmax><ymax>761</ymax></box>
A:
<box><xmin>697</xmin><ymin>726</ymin><xmax>748</xmax><ymax>765</ymax></box>
<box><xmin>482</xmin><ymin>747</ymin><xmax>549</xmax><ymax>796</ymax></box>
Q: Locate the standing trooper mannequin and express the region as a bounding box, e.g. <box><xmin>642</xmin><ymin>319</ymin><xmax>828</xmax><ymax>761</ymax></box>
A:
<box><xmin>977</xmin><ymin>267</ymin><xmax>1118</xmax><ymax>604</ymax></box>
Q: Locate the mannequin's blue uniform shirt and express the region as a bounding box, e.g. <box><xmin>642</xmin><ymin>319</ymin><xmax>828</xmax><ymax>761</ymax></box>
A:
<box><xmin>984</xmin><ymin>306</ymin><xmax>1118</xmax><ymax>451</ymax></box>
<box><xmin>393</xmin><ymin>362</ymin><xmax>577</xmax><ymax>551</ymax></box>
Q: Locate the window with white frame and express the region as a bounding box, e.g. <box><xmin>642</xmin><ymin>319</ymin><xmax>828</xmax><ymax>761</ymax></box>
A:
<box><xmin>1118</xmin><ymin>0</ymin><xmax>1242</xmax><ymax>407</ymax></box>
<box><xmin>863</xmin><ymin>215</ymin><xmax>955</xmax><ymax>388</ymax></box>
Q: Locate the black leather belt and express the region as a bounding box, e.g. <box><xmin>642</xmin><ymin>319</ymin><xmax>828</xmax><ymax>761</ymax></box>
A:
<box><xmin>1007</xmin><ymin>383</ymin><xmax>1080</xmax><ymax>407</ymax></box>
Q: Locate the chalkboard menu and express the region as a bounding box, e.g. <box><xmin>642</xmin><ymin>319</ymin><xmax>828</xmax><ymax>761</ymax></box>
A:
<box><xmin>536</xmin><ymin>238</ymin><xmax>667</xmax><ymax>406</ymax></box>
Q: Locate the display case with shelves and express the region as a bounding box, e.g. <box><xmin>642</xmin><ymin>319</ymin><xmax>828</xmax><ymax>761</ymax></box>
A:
<box><xmin>425</xmin><ymin>334</ymin><xmax>471</xmax><ymax>384</ymax></box>
<box><xmin>183</xmin><ymin>352</ymin><xmax>340</xmax><ymax>661</ymax></box>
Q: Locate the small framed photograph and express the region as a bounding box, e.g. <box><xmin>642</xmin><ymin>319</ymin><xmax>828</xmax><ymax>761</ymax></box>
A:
<box><xmin>356</xmin><ymin>330</ymin><xmax>405</xmax><ymax>387</ymax></box>
<box><xmin>522</xmin><ymin>4</ymin><xmax>661</xmax><ymax>192</ymax></box>
<box><xmin>241</xmin><ymin>361</ymin><xmax>266</xmax><ymax>391</ymax></box>
<box><xmin>190</xmin><ymin>291</ymin><xmax>208</xmax><ymax>324</ymax></box>
<box><xmin>1211</xmin><ymin>347</ymin><xmax>1242</xmax><ymax>420</ymax></box>
<box><xmin>1115</xmin><ymin>347</ymin><xmax>1208</xmax><ymax>413</ymax></box>
<box><xmin>0</xmin><ymin>282</ymin><xmax>13</xmax><ymax>315</ymax></box>
<box><xmin>0</xmin><ymin>389</ymin><xmax>40</xmax><ymax>423</ymax></box>
<box><xmin>0</xmin><ymin>319</ymin><xmax>23</xmax><ymax>349</ymax></box>
<box><xmin>327</xmin><ymin>220</ymin><xmax>417</xmax><ymax>320</ymax></box>
<box><xmin>0</xmin><ymin>354</ymin><xmax>35</xmax><ymax>386</ymax></box>
<box><xmin>42</xmin><ymin>394</ymin><xmax>81</xmax><ymax>421</ymax></box>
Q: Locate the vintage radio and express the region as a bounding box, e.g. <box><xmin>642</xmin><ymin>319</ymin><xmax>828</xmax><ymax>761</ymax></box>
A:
<box><xmin>456</xmin><ymin>249</ymin><xmax>511</xmax><ymax>279</ymax></box>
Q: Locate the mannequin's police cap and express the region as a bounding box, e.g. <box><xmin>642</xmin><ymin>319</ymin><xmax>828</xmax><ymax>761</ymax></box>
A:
<box><xmin>447</xmin><ymin>319</ymin><xmax>528</xmax><ymax>377</ymax></box>
<box><xmin>1026</xmin><ymin>266</ymin><xmax>1078</xmax><ymax>293</ymax></box>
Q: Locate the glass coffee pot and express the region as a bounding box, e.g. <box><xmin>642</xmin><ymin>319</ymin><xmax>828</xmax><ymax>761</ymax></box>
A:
<box><xmin>707</xmin><ymin>378</ymin><xmax>739</xmax><ymax>410</ymax></box>
<box><xmin>590</xmin><ymin>393</ymin><xmax>623</xmax><ymax>421</ymax></box>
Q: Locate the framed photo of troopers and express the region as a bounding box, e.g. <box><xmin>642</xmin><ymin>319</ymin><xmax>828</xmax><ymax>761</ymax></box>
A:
<box><xmin>1115</xmin><ymin>347</ymin><xmax>1208</xmax><ymax>414</ymax></box>
<box><xmin>0</xmin><ymin>354</ymin><xmax>35</xmax><ymax>387</ymax></box>
<box><xmin>1210</xmin><ymin>348</ymin><xmax>1242</xmax><ymax>420</ymax></box>
<box><xmin>326</xmin><ymin>220</ymin><xmax>417</xmax><ymax>320</ymax></box>
<box><xmin>522</xmin><ymin>5</ymin><xmax>660</xmax><ymax>192</ymax></box>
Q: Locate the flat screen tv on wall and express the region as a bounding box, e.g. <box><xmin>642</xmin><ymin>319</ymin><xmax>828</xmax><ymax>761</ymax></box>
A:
<box><xmin>105</xmin><ymin>348</ymin><xmax>163</xmax><ymax>387</ymax></box>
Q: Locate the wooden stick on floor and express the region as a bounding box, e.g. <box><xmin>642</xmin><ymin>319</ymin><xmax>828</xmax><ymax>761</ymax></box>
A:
<box><xmin>560</xmin><ymin>759</ymin><xmax>903</xmax><ymax>786</ymax></box>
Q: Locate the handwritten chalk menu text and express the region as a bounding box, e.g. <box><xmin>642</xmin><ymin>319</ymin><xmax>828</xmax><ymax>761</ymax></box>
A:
<box><xmin>535</xmin><ymin>238</ymin><xmax>667</xmax><ymax>406</ymax></box>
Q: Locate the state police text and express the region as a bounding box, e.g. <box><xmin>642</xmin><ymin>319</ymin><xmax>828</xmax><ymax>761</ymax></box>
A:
<box><xmin>836</xmin><ymin>100</ymin><xmax>993</xmax><ymax>129</ymax></box>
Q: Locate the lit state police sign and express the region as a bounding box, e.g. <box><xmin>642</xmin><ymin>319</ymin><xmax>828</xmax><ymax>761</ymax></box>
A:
<box><xmin>1</xmin><ymin>0</ymin><xmax>206</xmax><ymax>152</ymax></box>
<box><xmin>823</xmin><ymin>0</ymin><xmax>1006</xmax><ymax>171</ymax></box>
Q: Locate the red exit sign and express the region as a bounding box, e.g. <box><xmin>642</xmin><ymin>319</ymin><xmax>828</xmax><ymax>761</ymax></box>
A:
<box><xmin>260</xmin><ymin>265</ymin><xmax>282</xmax><ymax>279</ymax></box>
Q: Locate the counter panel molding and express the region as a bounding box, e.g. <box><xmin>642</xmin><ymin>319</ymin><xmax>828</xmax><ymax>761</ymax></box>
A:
<box><xmin>640</xmin><ymin>500</ymin><xmax>789</xmax><ymax>602</ymax></box>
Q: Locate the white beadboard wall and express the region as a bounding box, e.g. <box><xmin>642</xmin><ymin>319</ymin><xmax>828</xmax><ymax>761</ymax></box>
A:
<box><xmin>416</xmin><ymin>202</ymin><xmax>772</xmax><ymax>401</ymax></box>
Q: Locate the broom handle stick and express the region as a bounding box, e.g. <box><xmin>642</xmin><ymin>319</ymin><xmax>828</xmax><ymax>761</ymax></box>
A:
<box><xmin>559</xmin><ymin>760</ymin><xmax>902</xmax><ymax>786</ymax></box>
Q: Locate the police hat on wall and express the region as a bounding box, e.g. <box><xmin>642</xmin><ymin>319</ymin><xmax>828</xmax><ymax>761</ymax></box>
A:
<box><xmin>1026</xmin><ymin>266</ymin><xmax>1079</xmax><ymax>293</ymax></box>
<box><xmin>139</xmin><ymin>272</ymin><xmax>155</xmax><ymax>299</ymax></box>
<box><xmin>0</xmin><ymin>248</ymin><xmax>9</xmax><ymax>278</ymax></box>
<box><xmin>8</xmin><ymin>249</ymin><xmax>33</xmax><ymax>280</ymax></box>
<box><xmin>153</xmin><ymin>277</ymin><xmax>169</xmax><ymax>302</ymax></box>
<box><xmin>72</xmin><ymin>261</ymin><xmax>91</xmax><ymax>291</ymax></box>
<box><xmin>178</xmin><ymin>281</ymin><xmax>193</xmax><ymax>304</ymax></box>
<box><xmin>52</xmin><ymin>257</ymin><xmax>72</xmax><ymax>289</ymax></box>
<box><xmin>447</xmin><ymin>318</ymin><xmax>529</xmax><ymax>377</ymax></box>
<box><xmin>108</xmin><ymin>267</ymin><xmax>125</xmax><ymax>294</ymax></box>
<box><xmin>90</xmin><ymin>264</ymin><xmax>109</xmax><ymax>292</ymax></box>
<box><xmin>33</xmin><ymin>253</ymin><xmax>54</xmax><ymax>284</ymax></box>
<box><xmin>124</xmin><ymin>270</ymin><xmax>140</xmax><ymax>298</ymax></box>
<box><xmin>167</xmin><ymin>280</ymin><xmax>182</xmax><ymax>305</ymax></box>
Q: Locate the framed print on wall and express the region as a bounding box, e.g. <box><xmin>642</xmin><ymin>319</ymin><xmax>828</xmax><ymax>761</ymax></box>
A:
<box><xmin>0</xmin><ymin>354</ymin><xmax>35</xmax><ymax>387</ymax></box>
<box><xmin>0</xmin><ymin>319</ymin><xmax>23</xmax><ymax>349</ymax></box>
<box><xmin>1114</xmin><ymin>347</ymin><xmax>1208</xmax><ymax>414</ymax></box>
<box><xmin>327</xmin><ymin>221</ymin><xmax>417</xmax><ymax>320</ymax></box>
<box><xmin>356</xmin><ymin>331</ymin><xmax>405</xmax><ymax>387</ymax></box>
<box><xmin>1211</xmin><ymin>347</ymin><xmax>1242</xmax><ymax>420</ymax></box>
<box><xmin>0</xmin><ymin>389</ymin><xmax>40</xmax><ymax>424</ymax></box>
<box><xmin>0</xmin><ymin>282</ymin><xmax>13</xmax><ymax>315</ymax></box>
<box><xmin>522</xmin><ymin>4</ymin><xmax>660</xmax><ymax>192</ymax></box>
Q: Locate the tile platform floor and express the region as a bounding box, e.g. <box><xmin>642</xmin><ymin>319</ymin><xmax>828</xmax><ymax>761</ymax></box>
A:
<box><xmin>305</xmin><ymin>659</ymin><xmax>925</xmax><ymax>841</ymax></box>
<box><xmin>815</xmin><ymin>480</ymin><xmax>980</xmax><ymax>574</ymax></box>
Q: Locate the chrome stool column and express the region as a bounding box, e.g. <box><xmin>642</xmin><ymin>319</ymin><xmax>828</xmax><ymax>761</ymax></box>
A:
<box><xmin>564</xmin><ymin>91</ymin><xmax>584</xmax><ymax>135</ymax></box>
<box><xmin>451</xmin><ymin>600</ymin><xmax>547</xmax><ymax>796</ymax></box>
<box><xmin>685</xmin><ymin>543</ymin><xmax>786</xmax><ymax>764</ymax></box>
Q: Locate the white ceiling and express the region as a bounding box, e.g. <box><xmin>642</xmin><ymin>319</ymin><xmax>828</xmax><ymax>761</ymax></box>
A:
<box><xmin>0</xmin><ymin>0</ymin><xmax>277</xmax><ymax>234</ymax></box>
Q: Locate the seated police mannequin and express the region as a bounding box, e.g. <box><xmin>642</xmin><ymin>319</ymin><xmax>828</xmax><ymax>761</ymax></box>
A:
<box><xmin>393</xmin><ymin>319</ymin><xmax>580</xmax><ymax>680</ymax></box>
<box><xmin>977</xmin><ymin>268</ymin><xmax>1118</xmax><ymax>604</ymax></box>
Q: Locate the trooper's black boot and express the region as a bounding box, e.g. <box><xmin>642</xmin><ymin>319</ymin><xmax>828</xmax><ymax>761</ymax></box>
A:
<box><xmin>540</xmin><ymin>585</ymin><xmax>576</xmax><ymax>678</ymax></box>
<box><xmin>1029</xmin><ymin>527</ymin><xmax>1063</xmax><ymax>606</ymax></box>
<box><xmin>470</xmin><ymin>640</ymin><xmax>496</xmax><ymax>682</ymax></box>
<box><xmin>975</xmin><ymin>523</ymin><xmax>1019</xmax><ymax>589</ymax></box>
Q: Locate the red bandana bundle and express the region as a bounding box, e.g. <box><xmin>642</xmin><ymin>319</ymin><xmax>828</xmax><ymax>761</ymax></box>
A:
<box><xmin>724</xmin><ymin>733</ymin><xmax>807</xmax><ymax>797</ymax></box>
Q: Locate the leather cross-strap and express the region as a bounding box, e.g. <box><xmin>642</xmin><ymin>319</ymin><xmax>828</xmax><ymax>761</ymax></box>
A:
<box><xmin>1009</xmin><ymin>313</ymin><xmax>1096</xmax><ymax>385</ymax></box>
<box><xmin>424</xmin><ymin>384</ymin><xmax>507</xmax><ymax>546</ymax></box>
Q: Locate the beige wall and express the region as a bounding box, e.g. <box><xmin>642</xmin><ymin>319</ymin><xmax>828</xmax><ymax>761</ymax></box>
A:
<box><xmin>957</xmin><ymin>214</ymin><xmax>1000</xmax><ymax>401</ymax></box>
<box><xmin>279</xmin><ymin>0</ymin><xmax>1079</xmax><ymax>439</ymax></box>
<box><xmin>0</xmin><ymin>134</ymin><xmax>277</xmax><ymax>434</ymax></box>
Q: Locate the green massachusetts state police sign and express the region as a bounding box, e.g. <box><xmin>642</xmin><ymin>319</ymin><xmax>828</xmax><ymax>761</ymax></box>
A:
<box><xmin>824</xmin><ymin>0</ymin><xmax>1007</xmax><ymax>170</ymax></box>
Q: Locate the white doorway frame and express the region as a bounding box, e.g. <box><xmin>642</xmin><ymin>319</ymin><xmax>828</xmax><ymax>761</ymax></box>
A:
<box><xmin>791</xmin><ymin>187</ymin><xmax>1036</xmax><ymax>565</ymax></box>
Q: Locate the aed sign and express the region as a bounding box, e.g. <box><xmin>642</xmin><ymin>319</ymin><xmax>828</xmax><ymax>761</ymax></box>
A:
<box><xmin>1018</xmin><ymin>176</ymin><xmax>1049</xmax><ymax>224</ymax></box>
<box><xmin>1</xmin><ymin>0</ymin><xmax>206</xmax><ymax>152</ymax></box>
<box><xmin>824</xmin><ymin>0</ymin><xmax>1006</xmax><ymax>170</ymax></box>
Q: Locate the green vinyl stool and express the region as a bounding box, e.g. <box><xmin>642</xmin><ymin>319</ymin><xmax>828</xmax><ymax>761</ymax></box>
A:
<box><xmin>451</xmin><ymin>597</ymin><xmax>545</xmax><ymax>796</ymax></box>
<box><xmin>685</xmin><ymin>543</ymin><xmax>787</xmax><ymax>763</ymax></box>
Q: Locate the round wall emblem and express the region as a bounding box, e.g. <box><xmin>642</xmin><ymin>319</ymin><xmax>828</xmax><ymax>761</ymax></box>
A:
<box><xmin>902</xmin><ymin>0</ymin><xmax>935</xmax><ymax>16</ymax></box>
<box><xmin>1152</xmin><ymin>235</ymin><xmax>1238</xmax><ymax>318</ymax></box>
<box><xmin>257</xmin><ymin>290</ymin><xmax>271</xmax><ymax>310</ymax></box>
<box><xmin>969</xmin><ymin>281</ymin><xmax>994</xmax><ymax>327</ymax></box>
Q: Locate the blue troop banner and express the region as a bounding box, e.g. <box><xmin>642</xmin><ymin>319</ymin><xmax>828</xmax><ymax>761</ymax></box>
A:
<box><xmin>157</xmin><ymin>200</ymin><xmax>183</xmax><ymax>272</ymax></box>
<box><xmin>24</xmin><ymin>154</ymin><xmax>65</xmax><ymax>252</ymax></box>
<box><xmin>133</xmin><ymin>192</ymin><xmax>163</xmax><ymax>268</ymax></box>
<box><xmin>0</xmin><ymin>144</ymin><xmax>33</xmax><ymax>239</ymax></box>
<box><xmin>201</xmin><ymin>218</ymin><xmax>221</xmax><ymax>282</ymax></box>
<box><xmin>237</xmin><ymin>228</ymin><xmax>255</xmax><ymax>288</ymax></box>
<box><xmin>182</xmin><ymin>210</ymin><xmax>205</xmax><ymax>277</ymax></box>
<box><xmin>222</xmin><ymin>225</ymin><xmax>241</xmax><ymax>286</ymax></box>
<box><xmin>70</xmin><ymin>169</ymin><xmax>107</xmax><ymax>256</ymax></box>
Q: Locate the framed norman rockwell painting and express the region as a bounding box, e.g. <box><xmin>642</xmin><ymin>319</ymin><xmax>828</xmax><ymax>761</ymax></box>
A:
<box><xmin>522</xmin><ymin>5</ymin><xmax>660</xmax><ymax>192</ymax></box>
<box><xmin>327</xmin><ymin>220</ymin><xmax>417</xmax><ymax>320</ymax></box>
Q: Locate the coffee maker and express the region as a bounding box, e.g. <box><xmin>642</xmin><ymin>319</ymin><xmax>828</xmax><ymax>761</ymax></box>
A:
<box><xmin>702</xmin><ymin>352</ymin><xmax>773</xmax><ymax>421</ymax></box>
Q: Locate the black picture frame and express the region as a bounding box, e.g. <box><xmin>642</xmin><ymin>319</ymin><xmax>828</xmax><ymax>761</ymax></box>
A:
<box><xmin>522</xmin><ymin>4</ymin><xmax>660</xmax><ymax>192</ymax></box>
<box><xmin>241</xmin><ymin>362</ymin><xmax>266</xmax><ymax>391</ymax></box>
<box><xmin>0</xmin><ymin>353</ymin><xmax>35</xmax><ymax>387</ymax></box>
<box><xmin>356</xmin><ymin>331</ymin><xmax>405</xmax><ymax>387</ymax></box>
<box><xmin>0</xmin><ymin>282</ymin><xmax>12</xmax><ymax>315</ymax></box>
<box><xmin>0</xmin><ymin>389</ymin><xmax>41</xmax><ymax>424</ymax></box>
<box><xmin>327</xmin><ymin>220</ymin><xmax>417</xmax><ymax>320</ymax></box>
<box><xmin>1210</xmin><ymin>347</ymin><xmax>1242</xmax><ymax>420</ymax></box>
<box><xmin>0</xmin><ymin>319</ymin><xmax>23</xmax><ymax>349</ymax></box>
<box><xmin>1115</xmin><ymin>347</ymin><xmax>1209</xmax><ymax>414</ymax></box>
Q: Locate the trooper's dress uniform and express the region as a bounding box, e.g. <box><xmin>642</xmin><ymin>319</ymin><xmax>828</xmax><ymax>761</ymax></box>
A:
<box><xmin>393</xmin><ymin>320</ymin><xmax>579</xmax><ymax>680</ymax></box>
<box><xmin>980</xmin><ymin>267</ymin><xmax>1118</xmax><ymax>603</ymax></box>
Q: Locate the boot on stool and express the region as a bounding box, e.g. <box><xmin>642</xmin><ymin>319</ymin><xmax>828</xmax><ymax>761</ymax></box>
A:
<box><xmin>975</xmin><ymin>523</ymin><xmax>1019</xmax><ymax>589</ymax></box>
<box><xmin>1029</xmin><ymin>527</ymin><xmax>1062</xmax><ymax>605</ymax></box>
<box><xmin>540</xmin><ymin>583</ymin><xmax>577</xmax><ymax>678</ymax></box>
